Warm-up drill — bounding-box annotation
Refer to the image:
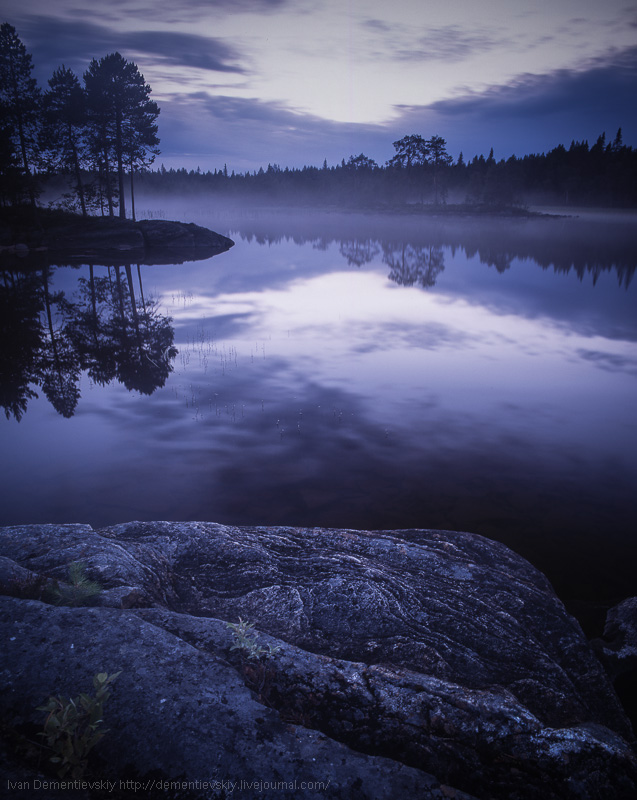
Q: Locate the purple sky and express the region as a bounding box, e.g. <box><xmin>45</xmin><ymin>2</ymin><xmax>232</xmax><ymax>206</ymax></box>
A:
<box><xmin>4</xmin><ymin>0</ymin><xmax>637</xmax><ymax>171</ymax></box>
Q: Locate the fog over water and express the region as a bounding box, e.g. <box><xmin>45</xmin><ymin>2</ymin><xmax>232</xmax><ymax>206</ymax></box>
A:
<box><xmin>1</xmin><ymin>203</ymin><xmax>636</xmax><ymax>627</ymax></box>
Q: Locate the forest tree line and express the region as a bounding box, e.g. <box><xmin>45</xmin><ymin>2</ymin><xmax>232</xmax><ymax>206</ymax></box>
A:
<box><xmin>139</xmin><ymin>129</ymin><xmax>637</xmax><ymax>209</ymax></box>
<box><xmin>2</xmin><ymin>21</ymin><xmax>637</xmax><ymax>215</ymax></box>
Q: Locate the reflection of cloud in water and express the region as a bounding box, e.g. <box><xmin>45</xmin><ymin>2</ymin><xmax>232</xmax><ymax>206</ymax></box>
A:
<box><xmin>61</xmin><ymin>356</ymin><xmax>635</xmax><ymax>585</ymax></box>
<box><xmin>130</xmin><ymin>268</ymin><xmax>633</xmax><ymax>492</ymax></box>
<box><xmin>352</xmin><ymin>321</ymin><xmax>472</xmax><ymax>354</ymax></box>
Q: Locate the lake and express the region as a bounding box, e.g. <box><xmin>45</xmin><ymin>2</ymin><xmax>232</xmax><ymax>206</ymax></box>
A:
<box><xmin>1</xmin><ymin>205</ymin><xmax>636</xmax><ymax>630</ymax></box>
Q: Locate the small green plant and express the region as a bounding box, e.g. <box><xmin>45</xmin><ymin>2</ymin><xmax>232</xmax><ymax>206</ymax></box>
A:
<box><xmin>37</xmin><ymin>671</ymin><xmax>120</xmax><ymax>779</ymax></box>
<box><xmin>226</xmin><ymin>618</ymin><xmax>281</xmax><ymax>660</ymax></box>
<box><xmin>46</xmin><ymin>561</ymin><xmax>102</xmax><ymax>607</ymax></box>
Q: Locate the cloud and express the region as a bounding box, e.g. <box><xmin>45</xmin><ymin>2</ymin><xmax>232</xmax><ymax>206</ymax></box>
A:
<box><xmin>117</xmin><ymin>0</ymin><xmax>288</xmax><ymax>11</ymax></box>
<box><xmin>15</xmin><ymin>14</ymin><xmax>246</xmax><ymax>81</ymax></box>
<box><xmin>362</xmin><ymin>19</ymin><xmax>505</xmax><ymax>63</ymax></box>
<box><xmin>10</xmin><ymin>0</ymin><xmax>290</xmax><ymax>23</ymax></box>
<box><xmin>120</xmin><ymin>31</ymin><xmax>245</xmax><ymax>73</ymax></box>
<box><xmin>430</xmin><ymin>46</ymin><xmax>637</xmax><ymax>120</ymax></box>
<box><xmin>103</xmin><ymin>0</ymin><xmax>292</xmax><ymax>27</ymax></box>
<box><xmin>398</xmin><ymin>26</ymin><xmax>506</xmax><ymax>62</ymax></box>
<box><xmin>362</xmin><ymin>19</ymin><xmax>392</xmax><ymax>34</ymax></box>
<box><xmin>577</xmin><ymin>349</ymin><xmax>637</xmax><ymax>375</ymax></box>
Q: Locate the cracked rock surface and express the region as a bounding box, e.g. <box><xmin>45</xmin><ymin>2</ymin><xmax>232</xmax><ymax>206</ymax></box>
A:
<box><xmin>1</xmin><ymin>522</ymin><xmax>635</xmax><ymax>799</ymax></box>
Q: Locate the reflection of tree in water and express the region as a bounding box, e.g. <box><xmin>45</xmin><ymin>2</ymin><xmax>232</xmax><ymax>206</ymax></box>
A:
<box><xmin>0</xmin><ymin>271</ymin><xmax>43</xmax><ymax>421</ymax></box>
<box><xmin>383</xmin><ymin>244</ymin><xmax>445</xmax><ymax>288</ymax></box>
<box><xmin>1</xmin><ymin>263</ymin><xmax>177</xmax><ymax>420</ymax></box>
<box><xmin>233</xmin><ymin>215</ymin><xmax>636</xmax><ymax>289</ymax></box>
<box><xmin>465</xmin><ymin>244</ymin><xmax>513</xmax><ymax>273</ymax></box>
<box><xmin>339</xmin><ymin>239</ymin><xmax>380</xmax><ymax>267</ymax></box>
<box><xmin>109</xmin><ymin>265</ymin><xmax>176</xmax><ymax>394</ymax></box>
<box><xmin>69</xmin><ymin>267</ymin><xmax>118</xmax><ymax>387</ymax></box>
<box><xmin>41</xmin><ymin>267</ymin><xmax>81</xmax><ymax>417</ymax></box>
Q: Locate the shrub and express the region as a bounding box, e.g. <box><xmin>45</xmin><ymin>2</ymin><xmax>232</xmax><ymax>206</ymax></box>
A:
<box><xmin>37</xmin><ymin>671</ymin><xmax>120</xmax><ymax>778</ymax></box>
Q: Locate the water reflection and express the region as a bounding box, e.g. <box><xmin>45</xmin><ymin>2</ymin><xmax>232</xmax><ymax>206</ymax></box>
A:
<box><xmin>2</xmin><ymin>211</ymin><xmax>636</xmax><ymax>622</ymax></box>
<box><xmin>384</xmin><ymin>244</ymin><xmax>445</xmax><ymax>287</ymax></box>
<box><xmin>232</xmin><ymin>210</ymin><xmax>636</xmax><ymax>288</ymax></box>
<box><xmin>1</xmin><ymin>261</ymin><xmax>177</xmax><ymax>419</ymax></box>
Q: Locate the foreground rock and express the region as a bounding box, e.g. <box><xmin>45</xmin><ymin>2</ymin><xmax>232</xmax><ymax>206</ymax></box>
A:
<box><xmin>0</xmin><ymin>523</ymin><xmax>635</xmax><ymax>799</ymax></box>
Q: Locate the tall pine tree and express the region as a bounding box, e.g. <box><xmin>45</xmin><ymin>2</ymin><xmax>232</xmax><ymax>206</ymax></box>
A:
<box><xmin>43</xmin><ymin>66</ymin><xmax>89</xmax><ymax>216</ymax></box>
<box><xmin>0</xmin><ymin>23</ymin><xmax>41</xmax><ymax>208</ymax></box>
<box><xmin>84</xmin><ymin>53</ymin><xmax>159</xmax><ymax>218</ymax></box>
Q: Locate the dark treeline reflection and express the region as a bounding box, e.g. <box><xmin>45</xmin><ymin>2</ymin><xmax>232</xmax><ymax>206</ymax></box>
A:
<box><xmin>0</xmin><ymin>261</ymin><xmax>176</xmax><ymax>420</ymax></box>
<box><xmin>225</xmin><ymin>210</ymin><xmax>636</xmax><ymax>288</ymax></box>
<box><xmin>333</xmin><ymin>237</ymin><xmax>446</xmax><ymax>287</ymax></box>
<box><xmin>381</xmin><ymin>244</ymin><xmax>445</xmax><ymax>288</ymax></box>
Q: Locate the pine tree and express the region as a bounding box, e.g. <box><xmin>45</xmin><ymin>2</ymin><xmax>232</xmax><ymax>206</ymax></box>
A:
<box><xmin>0</xmin><ymin>23</ymin><xmax>42</xmax><ymax>208</ymax></box>
<box><xmin>388</xmin><ymin>134</ymin><xmax>430</xmax><ymax>168</ymax></box>
<box><xmin>84</xmin><ymin>52</ymin><xmax>159</xmax><ymax>219</ymax></box>
<box><xmin>43</xmin><ymin>66</ymin><xmax>89</xmax><ymax>216</ymax></box>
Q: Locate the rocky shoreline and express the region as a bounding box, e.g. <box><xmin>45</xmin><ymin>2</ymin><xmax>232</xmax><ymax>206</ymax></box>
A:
<box><xmin>0</xmin><ymin>210</ymin><xmax>234</xmax><ymax>266</ymax></box>
<box><xmin>1</xmin><ymin>522</ymin><xmax>635</xmax><ymax>799</ymax></box>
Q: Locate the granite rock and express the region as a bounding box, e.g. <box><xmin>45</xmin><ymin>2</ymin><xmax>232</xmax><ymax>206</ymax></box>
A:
<box><xmin>0</xmin><ymin>522</ymin><xmax>635</xmax><ymax>799</ymax></box>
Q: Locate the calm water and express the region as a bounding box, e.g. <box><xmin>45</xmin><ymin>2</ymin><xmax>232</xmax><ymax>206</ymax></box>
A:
<box><xmin>2</xmin><ymin>206</ymin><xmax>636</xmax><ymax>625</ymax></box>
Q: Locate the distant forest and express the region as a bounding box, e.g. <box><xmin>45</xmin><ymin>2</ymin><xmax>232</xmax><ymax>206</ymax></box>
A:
<box><xmin>2</xmin><ymin>21</ymin><xmax>637</xmax><ymax>216</ymax></box>
<box><xmin>138</xmin><ymin>130</ymin><xmax>637</xmax><ymax>209</ymax></box>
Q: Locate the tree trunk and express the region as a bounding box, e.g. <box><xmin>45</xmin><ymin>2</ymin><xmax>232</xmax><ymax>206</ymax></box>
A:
<box><xmin>116</xmin><ymin>112</ymin><xmax>126</xmax><ymax>219</ymax></box>
<box><xmin>136</xmin><ymin>264</ymin><xmax>146</xmax><ymax>312</ymax></box>
<box><xmin>129</xmin><ymin>157</ymin><xmax>136</xmax><ymax>221</ymax></box>
<box><xmin>125</xmin><ymin>265</ymin><xmax>143</xmax><ymax>350</ymax></box>
<box><xmin>102</xmin><ymin>144</ymin><xmax>114</xmax><ymax>217</ymax></box>
<box><xmin>69</xmin><ymin>124</ymin><xmax>87</xmax><ymax>217</ymax></box>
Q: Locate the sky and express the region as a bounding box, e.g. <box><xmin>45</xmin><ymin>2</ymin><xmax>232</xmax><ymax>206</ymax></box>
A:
<box><xmin>3</xmin><ymin>0</ymin><xmax>637</xmax><ymax>172</ymax></box>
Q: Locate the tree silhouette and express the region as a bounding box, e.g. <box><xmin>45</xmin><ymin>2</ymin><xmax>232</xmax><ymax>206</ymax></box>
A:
<box><xmin>39</xmin><ymin>266</ymin><xmax>81</xmax><ymax>417</ymax></box>
<box><xmin>1</xmin><ymin>259</ymin><xmax>177</xmax><ymax>419</ymax></box>
<box><xmin>0</xmin><ymin>269</ymin><xmax>43</xmax><ymax>420</ymax></box>
<box><xmin>339</xmin><ymin>239</ymin><xmax>380</xmax><ymax>267</ymax></box>
<box><xmin>84</xmin><ymin>53</ymin><xmax>160</xmax><ymax>219</ymax></box>
<box><xmin>427</xmin><ymin>135</ymin><xmax>453</xmax><ymax>204</ymax></box>
<box><xmin>383</xmin><ymin>243</ymin><xmax>446</xmax><ymax>288</ymax></box>
<box><xmin>108</xmin><ymin>265</ymin><xmax>176</xmax><ymax>394</ymax></box>
<box><xmin>388</xmin><ymin>134</ymin><xmax>430</xmax><ymax>169</ymax></box>
<box><xmin>346</xmin><ymin>153</ymin><xmax>378</xmax><ymax>171</ymax></box>
<box><xmin>66</xmin><ymin>268</ymin><xmax>118</xmax><ymax>386</ymax></box>
<box><xmin>43</xmin><ymin>66</ymin><xmax>89</xmax><ymax>216</ymax></box>
<box><xmin>0</xmin><ymin>23</ymin><xmax>41</xmax><ymax>209</ymax></box>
